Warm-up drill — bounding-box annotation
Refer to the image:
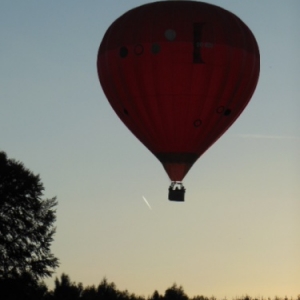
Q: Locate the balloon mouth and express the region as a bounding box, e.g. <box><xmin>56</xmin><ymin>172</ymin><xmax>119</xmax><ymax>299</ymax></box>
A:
<box><xmin>168</xmin><ymin>182</ymin><xmax>185</xmax><ymax>202</ymax></box>
<box><xmin>155</xmin><ymin>152</ymin><xmax>198</xmax><ymax>182</ymax></box>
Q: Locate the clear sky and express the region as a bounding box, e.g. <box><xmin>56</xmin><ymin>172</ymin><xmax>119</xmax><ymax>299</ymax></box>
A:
<box><xmin>0</xmin><ymin>0</ymin><xmax>299</xmax><ymax>298</ymax></box>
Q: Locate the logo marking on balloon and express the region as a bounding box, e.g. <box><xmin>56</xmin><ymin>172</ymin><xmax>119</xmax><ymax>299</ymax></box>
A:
<box><xmin>134</xmin><ymin>44</ymin><xmax>144</xmax><ymax>55</ymax></box>
<box><xmin>165</xmin><ymin>29</ymin><xmax>176</xmax><ymax>41</ymax></box>
<box><xmin>216</xmin><ymin>106</ymin><xmax>225</xmax><ymax>113</ymax></box>
<box><xmin>193</xmin><ymin>23</ymin><xmax>205</xmax><ymax>64</ymax></box>
<box><xmin>152</xmin><ymin>43</ymin><xmax>161</xmax><ymax>54</ymax></box>
<box><xmin>224</xmin><ymin>109</ymin><xmax>232</xmax><ymax>116</ymax></box>
<box><xmin>120</xmin><ymin>46</ymin><xmax>128</xmax><ymax>58</ymax></box>
<box><xmin>193</xmin><ymin>119</ymin><xmax>202</xmax><ymax>127</ymax></box>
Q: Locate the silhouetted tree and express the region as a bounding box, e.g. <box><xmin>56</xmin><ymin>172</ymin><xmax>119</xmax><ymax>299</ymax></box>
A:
<box><xmin>0</xmin><ymin>151</ymin><xmax>59</xmax><ymax>280</ymax></box>
<box><xmin>97</xmin><ymin>278</ymin><xmax>120</xmax><ymax>300</ymax></box>
<box><xmin>164</xmin><ymin>284</ymin><xmax>189</xmax><ymax>300</ymax></box>
<box><xmin>81</xmin><ymin>278</ymin><xmax>145</xmax><ymax>300</ymax></box>
<box><xmin>191</xmin><ymin>296</ymin><xmax>210</xmax><ymax>300</ymax></box>
<box><xmin>0</xmin><ymin>271</ymin><xmax>48</xmax><ymax>300</ymax></box>
<box><xmin>52</xmin><ymin>273</ymin><xmax>83</xmax><ymax>300</ymax></box>
<box><xmin>150</xmin><ymin>290</ymin><xmax>163</xmax><ymax>300</ymax></box>
<box><xmin>81</xmin><ymin>285</ymin><xmax>98</xmax><ymax>300</ymax></box>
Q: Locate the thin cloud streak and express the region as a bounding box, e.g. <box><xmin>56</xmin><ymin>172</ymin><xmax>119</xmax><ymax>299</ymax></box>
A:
<box><xmin>234</xmin><ymin>134</ymin><xmax>300</xmax><ymax>140</ymax></box>
<box><xmin>142</xmin><ymin>196</ymin><xmax>152</xmax><ymax>210</ymax></box>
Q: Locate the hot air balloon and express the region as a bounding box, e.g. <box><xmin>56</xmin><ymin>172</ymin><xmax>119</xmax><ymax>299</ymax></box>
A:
<box><xmin>97</xmin><ymin>0</ymin><xmax>260</xmax><ymax>202</ymax></box>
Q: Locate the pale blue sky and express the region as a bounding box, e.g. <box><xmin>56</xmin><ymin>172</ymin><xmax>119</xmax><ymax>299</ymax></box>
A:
<box><xmin>0</xmin><ymin>0</ymin><xmax>299</xmax><ymax>297</ymax></box>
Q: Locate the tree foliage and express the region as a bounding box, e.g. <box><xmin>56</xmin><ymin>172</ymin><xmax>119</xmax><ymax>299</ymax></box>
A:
<box><xmin>51</xmin><ymin>273</ymin><xmax>83</xmax><ymax>300</ymax></box>
<box><xmin>164</xmin><ymin>284</ymin><xmax>189</xmax><ymax>300</ymax></box>
<box><xmin>0</xmin><ymin>272</ymin><xmax>48</xmax><ymax>300</ymax></box>
<box><xmin>0</xmin><ymin>271</ymin><xmax>298</xmax><ymax>300</ymax></box>
<box><xmin>0</xmin><ymin>151</ymin><xmax>59</xmax><ymax>280</ymax></box>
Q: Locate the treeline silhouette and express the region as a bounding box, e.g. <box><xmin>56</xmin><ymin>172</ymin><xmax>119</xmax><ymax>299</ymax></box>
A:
<box><xmin>0</xmin><ymin>272</ymin><xmax>298</xmax><ymax>300</ymax></box>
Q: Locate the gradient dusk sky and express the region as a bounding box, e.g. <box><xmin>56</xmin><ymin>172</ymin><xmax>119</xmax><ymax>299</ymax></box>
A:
<box><xmin>0</xmin><ymin>0</ymin><xmax>299</xmax><ymax>298</ymax></box>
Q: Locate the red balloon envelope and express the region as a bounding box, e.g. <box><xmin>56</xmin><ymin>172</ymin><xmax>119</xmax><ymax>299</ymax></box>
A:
<box><xmin>97</xmin><ymin>0</ymin><xmax>260</xmax><ymax>201</ymax></box>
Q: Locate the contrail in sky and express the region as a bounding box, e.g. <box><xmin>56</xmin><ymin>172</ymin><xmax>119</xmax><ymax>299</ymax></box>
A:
<box><xmin>142</xmin><ymin>196</ymin><xmax>152</xmax><ymax>210</ymax></box>
<box><xmin>234</xmin><ymin>134</ymin><xmax>300</xmax><ymax>140</ymax></box>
